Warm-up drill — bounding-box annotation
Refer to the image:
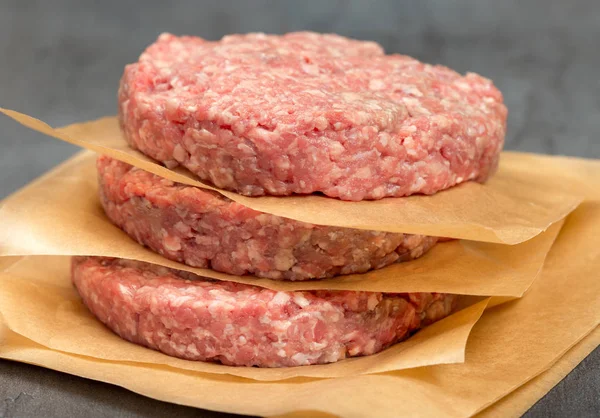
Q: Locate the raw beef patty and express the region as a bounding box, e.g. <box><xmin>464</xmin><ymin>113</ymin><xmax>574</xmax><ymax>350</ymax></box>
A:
<box><xmin>98</xmin><ymin>155</ymin><xmax>438</xmax><ymax>281</ymax></box>
<box><xmin>119</xmin><ymin>32</ymin><xmax>507</xmax><ymax>201</ymax></box>
<box><xmin>72</xmin><ymin>256</ymin><xmax>457</xmax><ymax>367</ymax></box>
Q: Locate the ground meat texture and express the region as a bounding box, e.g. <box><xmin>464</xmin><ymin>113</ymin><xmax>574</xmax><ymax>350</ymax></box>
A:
<box><xmin>118</xmin><ymin>32</ymin><xmax>507</xmax><ymax>201</ymax></box>
<box><xmin>72</xmin><ymin>257</ymin><xmax>457</xmax><ymax>368</ymax></box>
<box><xmin>98</xmin><ymin>156</ymin><xmax>438</xmax><ymax>281</ymax></box>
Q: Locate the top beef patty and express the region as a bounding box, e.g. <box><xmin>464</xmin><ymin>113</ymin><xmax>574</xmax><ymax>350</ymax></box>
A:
<box><xmin>119</xmin><ymin>32</ymin><xmax>507</xmax><ymax>201</ymax></box>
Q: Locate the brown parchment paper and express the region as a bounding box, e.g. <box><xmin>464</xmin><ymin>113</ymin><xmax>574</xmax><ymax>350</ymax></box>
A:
<box><xmin>0</xmin><ymin>108</ymin><xmax>582</xmax><ymax>244</ymax></box>
<box><xmin>0</xmin><ymin>199</ymin><xmax>598</xmax><ymax>418</ymax></box>
<box><xmin>0</xmin><ymin>151</ymin><xmax>563</xmax><ymax>296</ymax></box>
<box><xmin>475</xmin><ymin>326</ymin><xmax>599</xmax><ymax>418</ymax></box>
<box><xmin>0</xmin><ymin>256</ymin><xmax>488</xmax><ymax>381</ymax></box>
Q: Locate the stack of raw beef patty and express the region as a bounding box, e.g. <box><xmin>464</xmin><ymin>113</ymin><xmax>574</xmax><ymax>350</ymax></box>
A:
<box><xmin>72</xmin><ymin>32</ymin><xmax>506</xmax><ymax>367</ymax></box>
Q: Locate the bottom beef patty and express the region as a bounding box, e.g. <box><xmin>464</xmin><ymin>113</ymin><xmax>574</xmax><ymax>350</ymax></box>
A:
<box><xmin>72</xmin><ymin>257</ymin><xmax>457</xmax><ymax>368</ymax></box>
<box><xmin>97</xmin><ymin>155</ymin><xmax>438</xmax><ymax>281</ymax></box>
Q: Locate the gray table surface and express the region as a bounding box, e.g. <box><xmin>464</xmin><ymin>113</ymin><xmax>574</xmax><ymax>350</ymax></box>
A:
<box><xmin>0</xmin><ymin>1</ymin><xmax>598</xmax><ymax>416</ymax></box>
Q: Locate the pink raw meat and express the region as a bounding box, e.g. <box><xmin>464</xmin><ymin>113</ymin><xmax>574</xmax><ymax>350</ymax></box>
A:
<box><xmin>72</xmin><ymin>256</ymin><xmax>457</xmax><ymax>367</ymax></box>
<box><xmin>98</xmin><ymin>155</ymin><xmax>437</xmax><ymax>281</ymax></box>
<box><xmin>119</xmin><ymin>32</ymin><xmax>507</xmax><ymax>201</ymax></box>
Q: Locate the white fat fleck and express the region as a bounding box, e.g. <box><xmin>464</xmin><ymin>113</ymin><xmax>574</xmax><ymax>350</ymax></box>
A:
<box><xmin>410</xmin><ymin>176</ymin><xmax>427</xmax><ymax>192</ymax></box>
<box><xmin>246</xmin><ymin>241</ymin><xmax>262</xmax><ymax>263</ymax></box>
<box><xmin>163</xmin><ymin>235</ymin><xmax>182</xmax><ymax>252</ymax></box>
<box><xmin>369</xmin><ymin>79</ymin><xmax>385</xmax><ymax>90</ymax></box>
<box><xmin>343</xmin><ymin>331</ymin><xmax>360</xmax><ymax>342</ymax></box>
<box><xmin>367</xmin><ymin>294</ymin><xmax>380</xmax><ymax>311</ymax></box>
<box><xmin>271</xmin><ymin>319</ymin><xmax>293</xmax><ymax>332</ymax></box>
<box><xmin>277</xmin><ymin>349</ymin><xmax>286</xmax><ymax>357</ymax></box>
<box><xmin>238</xmin><ymin>335</ymin><xmax>247</xmax><ymax>345</ymax></box>
<box><xmin>304</xmin><ymin>89</ymin><xmax>326</xmax><ymax>97</ymax></box>
<box><xmin>294</xmin><ymin>311</ymin><xmax>323</xmax><ymax>322</ymax></box>
<box><xmin>208</xmin><ymin>300</ymin><xmax>233</xmax><ymax>316</ymax></box>
<box><xmin>356</xmin><ymin>111</ymin><xmax>369</xmax><ymax>124</ymax></box>
<box><xmin>274</xmin><ymin>250</ymin><xmax>295</xmax><ymax>271</ymax></box>
<box><xmin>370</xmin><ymin>186</ymin><xmax>385</xmax><ymax>199</ymax></box>
<box><xmin>117</xmin><ymin>284</ymin><xmax>131</xmax><ymax>297</ymax></box>
<box><xmin>135</xmin><ymin>99</ymin><xmax>150</xmax><ymax>113</ymax></box>
<box><xmin>403</xmin><ymin>85</ymin><xmax>423</xmax><ymax>97</ymax></box>
<box><xmin>236</xmin><ymin>143</ymin><xmax>255</xmax><ymax>154</ymax></box>
<box><xmin>310</xmin><ymin>341</ymin><xmax>328</xmax><ymax>351</ymax></box>
<box><xmin>364</xmin><ymin>339</ymin><xmax>377</xmax><ymax>354</ymax></box>
<box><xmin>187</xmin><ymin>344</ymin><xmax>200</xmax><ymax>356</ymax></box>
<box><xmin>433</xmin><ymin>115</ymin><xmax>450</xmax><ymax>129</ymax></box>
<box><xmin>330</xmin><ymin>312</ymin><xmax>343</xmax><ymax>323</ymax></box>
<box><xmin>254</xmin><ymin>214</ymin><xmax>271</xmax><ymax>226</ymax></box>
<box><xmin>405</xmin><ymin>145</ymin><xmax>418</xmax><ymax>158</ymax></box>
<box><xmin>173</xmin><ymin>221</ymin><xmax>191</xmax><ymax>235</ymax></box>
<box><xmin>90</xmin><ymin>292</ymin><xmax>99</xmax><ymax>304</ymax></box>
<box><xmin>354</xmin><ymin>166</ymin><xmax>372</xmax><ymax>179</ymax></box>
<box><xmin>171</xmin><ymin>295</ymin><xmax>194</xmax><ymax>308</ymax></box>
<box><xmin>328</xmin><ymin>141</ymin><xmax>345</xmax><ymax>158</ymax></box>
<box><xmin>276</xmin><ymin>158</ymin><xmax>290</xmax><ymax>170</ymax></box>
<box><xmin>293</xmin><ymin>294</ymin><xmax>311</xmax><ymax>308</ymax></box>
<box><xmin>291</xmin><ymin>353</ymin><xmax>310</xmax><ymax>365</ymax></box>
<box><xmin>348</xmin><ymin>345</ymin><xmax>361</xmax><ymax>356</ymax></box>
<box><xmin>301</xmin><ymin>62</ymin><xmax>320</xmax><ymax>75</ymax></box>
<box><xmin>378</xmin><ymin>133</ymin><xmax>390</xmax><ymax>147</ymax></box>
<box><xmin>165</xmin><ymin>97</ymin><xmax>179</xmax><ymax>113</ymax></box>
<box><xmin>341</xmin><ymin>92</ymin><xmax>361</xmax><ymax>101</ymax></box>
<box><xmin>314</xmin><ymin>116</ymin><xmax>328</xmax><ymax>131</ymax></box>
<box><xmin>455</xmin><ymin>81</ymin><xmax>472</xmax><ymax>91</ymax></box>
<box><xmin>191</xmin><ymin>128</ymin><xmax>215</xmax><ymax>141</ymax></box>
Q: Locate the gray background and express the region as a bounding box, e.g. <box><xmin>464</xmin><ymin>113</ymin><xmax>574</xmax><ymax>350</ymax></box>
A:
<box><xmin>0</xmin><ymin>0</ymin><xmax>598</xmax><ymax>416</ymax></box>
